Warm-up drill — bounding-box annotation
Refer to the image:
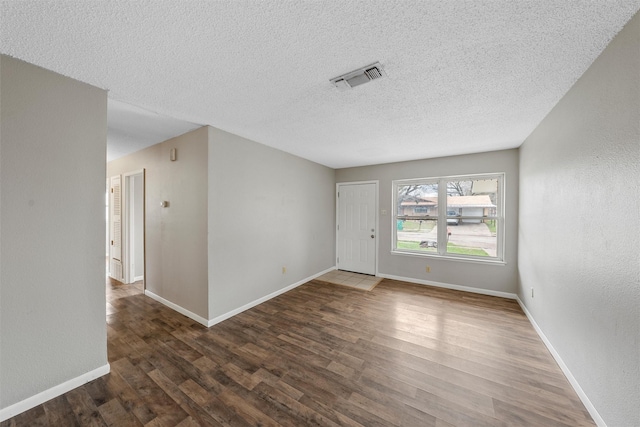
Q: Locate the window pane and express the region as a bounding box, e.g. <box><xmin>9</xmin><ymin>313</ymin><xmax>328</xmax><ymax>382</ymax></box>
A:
<box><xmin>397</xmin><ymin>183</ymin><xmax>438</xmax><ymax>218</ymax></box>
<box><xmin>396</xmin><ymin>183</ymin><xmax>439</xmax><ymax>252</ymax></box>
<box><xmin>446</xmin><ymin>178</ymin><xmax>498</xmax><ymax>257</ymax></box>
<box><xmin>397</xmin><ymin>219</ymin><xmax>438</xmax><ymax>252</ymax></box>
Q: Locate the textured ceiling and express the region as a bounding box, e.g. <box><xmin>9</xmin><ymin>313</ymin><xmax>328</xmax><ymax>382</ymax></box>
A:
<box><xmin>107</xmin><ymin>100</ymin><xmax>200</xmax><ymax>162</ymax></box>
<box><xmin>1</xmin><ymin>1</ymin><xmax>638</xmax><ymax>168</ymax></box>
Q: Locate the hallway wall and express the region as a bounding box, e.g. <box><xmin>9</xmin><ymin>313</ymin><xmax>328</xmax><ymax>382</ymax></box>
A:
<box><xmin>0</xmin><ymin>55</ymin><xmax>108</xmax><ymax>414</ymax></box>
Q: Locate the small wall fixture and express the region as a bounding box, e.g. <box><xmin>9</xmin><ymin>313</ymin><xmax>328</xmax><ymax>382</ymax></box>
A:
<box><xmin>170</xmin><ymin>148</ymin><xmax>177</xmax><ymax>161</ymax></box>
<box><xmin>160</xmin><ymin>201</ymin><xmax>169</xmax><ymax>208</ymax></box>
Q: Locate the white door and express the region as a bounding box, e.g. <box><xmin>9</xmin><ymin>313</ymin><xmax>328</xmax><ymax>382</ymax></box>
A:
<box><xmin>109</xmin><ymin>175</ymin><xmax>124</xmax><ymax>281</ymax></box>
<box><xmin>123</xmin><ymin>170</ymin><xmax>145</xmax><ymax>284</ymax></box>
<box><xmin>337</xmin><ymin>182</ymin><xmax>377</xmax><ymax>275</ymax></box>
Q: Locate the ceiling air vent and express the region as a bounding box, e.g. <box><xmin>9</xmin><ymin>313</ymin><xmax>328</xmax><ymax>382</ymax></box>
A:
<box><xmin>330</xmin><ymin>62</ymin><xmax>386</xmax><ymax>90</ymax></box>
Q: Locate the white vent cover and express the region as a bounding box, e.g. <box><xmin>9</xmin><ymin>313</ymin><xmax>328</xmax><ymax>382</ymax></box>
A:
<box><xmin>330</xmin><ymin>62</ymin><xmax>386</xmax><ymax>90</ymax></box>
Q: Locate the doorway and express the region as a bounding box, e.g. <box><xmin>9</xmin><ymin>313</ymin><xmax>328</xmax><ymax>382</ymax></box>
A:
<box><xmin>336</xmin><ymin>181</ymin><xmax>378</xmax><ymax>275</ymax></box>
<box><xmin>108</xmin><ymin>169</ymin><xmax>145</xmax><ymax>285</ymax></box>
<box><xmin>124</xmin><ymin>171</ymin><xmax>144</xmax><ymax>284</ymax></box>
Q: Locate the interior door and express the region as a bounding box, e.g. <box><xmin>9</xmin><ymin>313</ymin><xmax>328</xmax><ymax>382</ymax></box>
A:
<box><xmin>337</xmin><ymin>182</ymin><xmax>377</xmax><ymax>275</ymax></box>
<box><xmin>109</xmin><ymin>175</ymin><xmax>124</xmax><ymax>281</ymax></box>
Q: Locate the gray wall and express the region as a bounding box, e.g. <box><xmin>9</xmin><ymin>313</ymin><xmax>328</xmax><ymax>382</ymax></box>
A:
<box><xmin>207</xmin><ymin>127</ymin><xmax>336</xmax><ymax>319</ymax></box>
<box><xmin>108</xmin><ymin>127</ymin><xmax>209</xmax><ymax>320</ymax></box>
<box><xmin>336</xmin><ymin>149</ymin><xmax>519</xmax><ymax>294</ymax></box>
<box><xmin>518</xmin><ymin>13</ymin><xmax>639</xmax><ymax>427</ymax></box>
<box><xmin>0</xmin><ymin>56</ymin><xmax>108</xmax><ymax>408</ymax></box>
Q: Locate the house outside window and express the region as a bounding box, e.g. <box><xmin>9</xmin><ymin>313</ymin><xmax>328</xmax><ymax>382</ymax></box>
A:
<box><xmin>393</xmin><ymin>173</ymin><xmax>504</xmax><ymax>263</ymax></box>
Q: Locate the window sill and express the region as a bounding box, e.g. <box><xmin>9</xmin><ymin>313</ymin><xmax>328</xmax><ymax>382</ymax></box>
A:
<box><xmin>391</xmin><ymin>249</ymin><xmax>506</xmax><ymax>266</ymax></box>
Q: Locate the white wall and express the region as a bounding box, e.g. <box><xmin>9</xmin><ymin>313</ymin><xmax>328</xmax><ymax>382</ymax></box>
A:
<box><xmin>518</xmin><ymin>13</ymin><xmax>639</xmax><ymax>427</ymax></box>
<box><xmin>0</xmin><ymin>55</ymin><xmax>108</xmax><ymax>411</ymax></box>
<box><xmin>108</xmin><ymin>127</ymin><xmax>209</xmax><ymax>320</ymax></box>
<box><xmin>207</xmin><ymin>127</ymin><xmax>335</xmax><ymax>320</ymax></box>
<box><xmin>336</xmin><ymin>149</ymin><xmax>519</xmax><ymax>295</ymax></box>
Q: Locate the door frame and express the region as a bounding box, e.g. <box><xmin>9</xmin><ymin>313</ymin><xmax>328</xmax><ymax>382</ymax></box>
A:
<box><xmin>335</xmin><ymin>180</ymin><xmax>379</xmax><ymax>276</ymax></box>
<box><xmin>122</xmin><ymin>169</ymin><xmax>145</xmax><ymax>286</ymax></box>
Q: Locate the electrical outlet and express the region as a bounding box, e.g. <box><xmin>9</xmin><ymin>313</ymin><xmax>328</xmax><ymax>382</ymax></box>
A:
<box><xmin>426</xmin><ymin>266</ymin><xmax>431</xmax><ymax>273</ymax></box>
<box><xmin>282</xmin><ymin>267</ymin><xmax>286</xmax><ymax>274</ymax></box>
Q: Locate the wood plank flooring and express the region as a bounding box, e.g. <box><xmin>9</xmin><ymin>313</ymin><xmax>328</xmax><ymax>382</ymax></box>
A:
<box><xmin>2</xmin><ymin>278</ymin><xmax>595</xmax><ymax>426</ymax></box>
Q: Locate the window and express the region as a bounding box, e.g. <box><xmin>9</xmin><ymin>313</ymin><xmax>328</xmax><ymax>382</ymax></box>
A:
<box><xmin>393</xmin><ymin>173</ymin><xmax>504</xmax><ymax>262</ymax></box>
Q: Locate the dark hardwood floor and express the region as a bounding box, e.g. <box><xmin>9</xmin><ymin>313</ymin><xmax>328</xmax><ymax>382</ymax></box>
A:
<box><xmin>2</xmin><ymin>277</ymin><xmax>595</xmax><ymax>426</ymax></box>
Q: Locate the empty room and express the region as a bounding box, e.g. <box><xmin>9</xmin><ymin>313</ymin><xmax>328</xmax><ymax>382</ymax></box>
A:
<box><xmin>0</xmin><ymin>2</ymin><xmax>638</xmax><ymax>427</ymax></box>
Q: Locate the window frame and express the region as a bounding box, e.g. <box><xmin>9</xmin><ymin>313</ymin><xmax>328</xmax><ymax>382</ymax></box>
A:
<box><xmin>392</xmin><ymin>173</ymin><xmax>505</xmax><ymax>264</ymax></box>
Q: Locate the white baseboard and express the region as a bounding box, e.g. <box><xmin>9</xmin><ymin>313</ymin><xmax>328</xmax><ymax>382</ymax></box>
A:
<box><xmin>376</xmin><ymin>274</ymin><xmax>605</xmax><ymax>425</ymax></box>
<box><xmin>0</xmin><ymin>364</ymin><xmax>110</xmax><ymax>422</ymax></box>
<box><xmin>144</xmin><ymin>267</ymin><xmax>336</xmax><ymax>329</ymax></box>
<box><xmin>134</xmin><ymin>275</ymin><xmax>144</xmax><ymax>282</ymax></box>
<box><xmin>144</xmin><ymin>290</ymin><xmax>210</xmax><ymax>327</ymax></box>
<box><xmin>376</xmin><ymin>273</ymin><xmax>517</xmax><ymax>300</ymax></box>
<box><xmin>207</xmin><ymin>266</ymin><xmax>336</xmax><ymax>327</ymax></box>
<box><xmin>516</xmin><ymin>297</ymin><xmax>606</xmax><ymax>427</ymax></box>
